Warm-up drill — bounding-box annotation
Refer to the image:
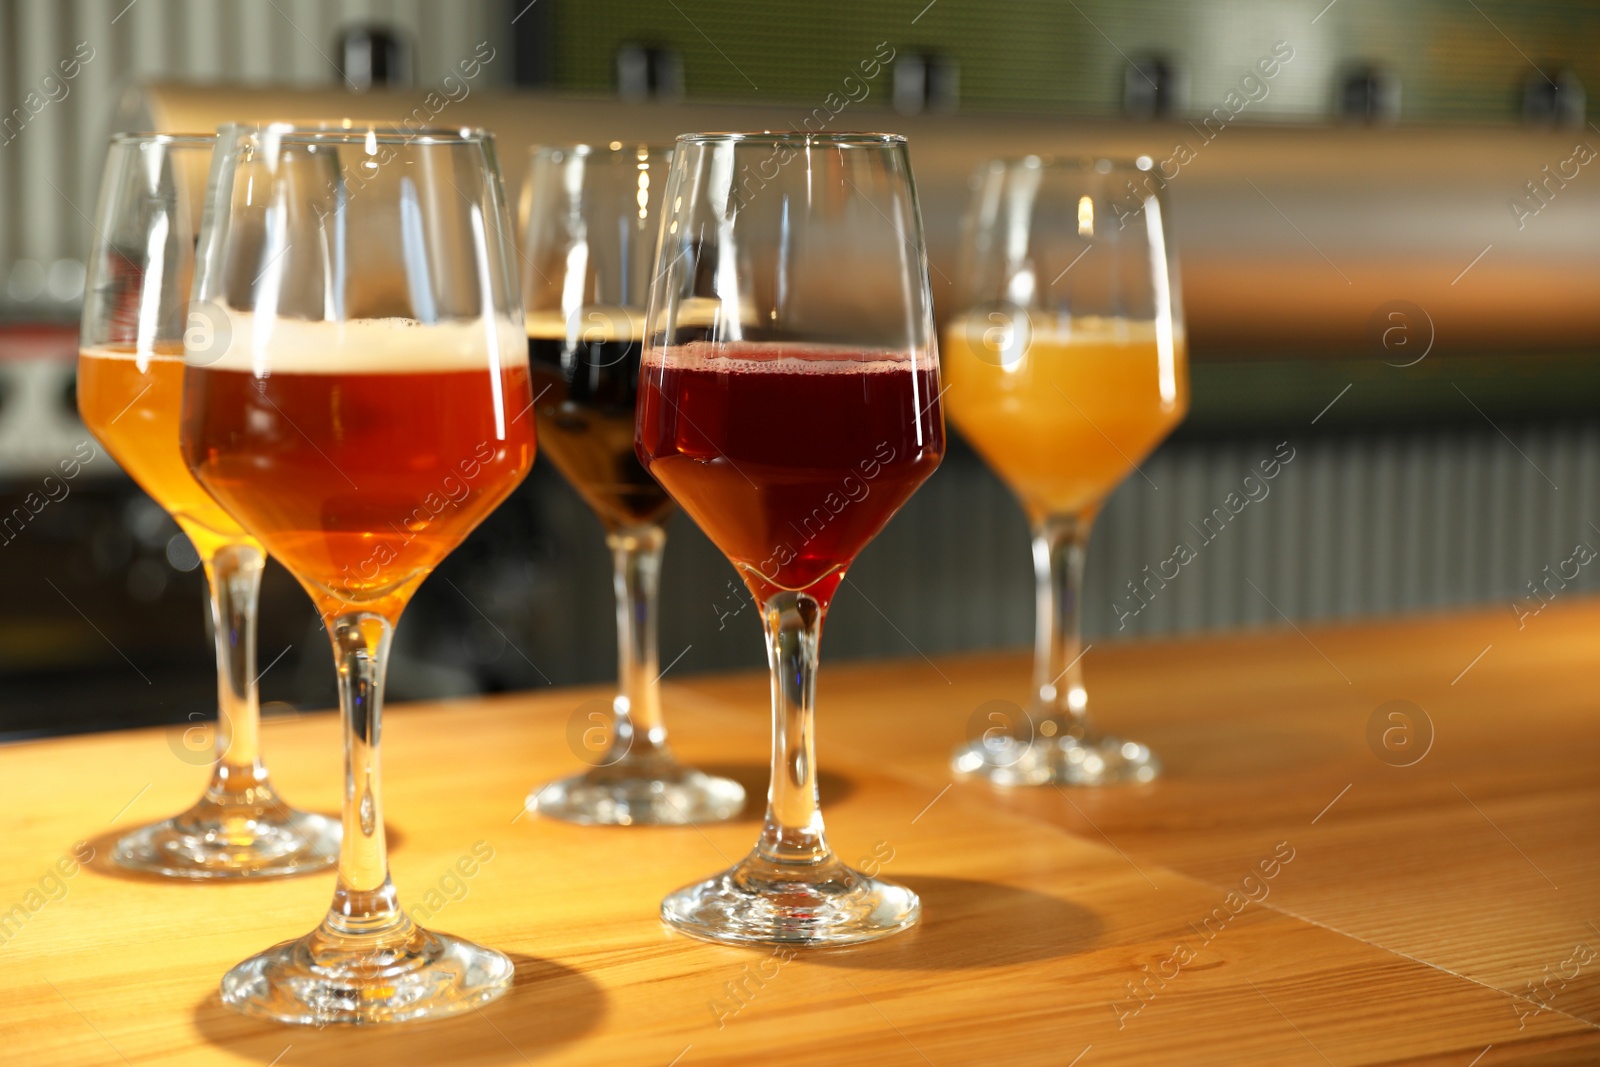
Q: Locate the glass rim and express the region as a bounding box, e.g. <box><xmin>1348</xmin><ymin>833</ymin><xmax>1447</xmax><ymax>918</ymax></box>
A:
<box><xmin>528</xmin><ymin>142</ymin><xmax>674</xmax><ymax>158</ymax></box>
<box><xmin>217</xmin><ymin>121</ymin><xmax>494</xmax><ymax>146</ymax></box>
<box><xmin>108</xmin><ymin>131</ymin><xmax>215</xmax><ymax>147</ymax></box>
<box><xmin>675</xmin><ymin>130</ymin><xmax>907</xmax><ymax>147</ymax></box>
<box><xmin>982</xmin><ymin>154</ymin><xmax>1155</xmax><ymax>174</ymax></box>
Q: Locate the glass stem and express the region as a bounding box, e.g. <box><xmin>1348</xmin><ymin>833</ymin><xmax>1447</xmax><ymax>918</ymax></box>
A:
<box><xmin>606</xmin><ymin>524</ymin><xmax>669</xmax><ymax>765</ymax></box>
<box><xmin>1033</xmin><ymin>512</ymin><xmax>1094</xmax><ymax>737</ymax></box>
<box><xmin>202</xmin><ymin>542</ymin><xmax>268</xmax><ymax>800</ymax></box>
<box><xmin>754</xmin><ymin>590</ymin><xmax>831</xmax><ymax>867</ymax></box>
<box><xmin>324</xmin><ymin>612</ymin><xmax>404</xmax><ymax>937</ymax></box>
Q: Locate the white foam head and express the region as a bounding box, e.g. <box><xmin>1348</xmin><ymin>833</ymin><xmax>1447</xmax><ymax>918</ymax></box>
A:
<box><xmin>947</xmin><ymin>312</ymin><xmax>1182</xmax><ymax>347</ymax></box>
<box><xmin>79</xmin><ymin>344</ymin><xmax>183</xmax><ymax>366</ymax></box>
<box><xmin>644</xmin><ymin>341</ymin><xmax>924</xmax><ymax>375</ymax></box>
<box><xmin>184</xmin><ymin>307</ymin><xmax>527</xmax><ymax>375</ymax></box>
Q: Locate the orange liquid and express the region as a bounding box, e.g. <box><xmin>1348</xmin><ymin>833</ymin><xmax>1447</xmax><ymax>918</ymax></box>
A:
<box><xmin>183</xmin><ymin>363</ymin><xmax>534</xmax><ymax>621</ymax></box>
<box><xmin>77</xmin><ymin>346</ymin><xmax>255</xmax><ymax>560</ymax></box>
<box><xmin>944</xmin><ymin>318</ymin><xmax>1188</xmax><ymax>519</ymax></box>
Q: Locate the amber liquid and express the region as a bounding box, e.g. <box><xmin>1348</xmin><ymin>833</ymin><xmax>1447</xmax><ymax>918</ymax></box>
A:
<box><xmin>944</xmin><ymin>319</ymin><xmax>1188</xmax><ymax>519</ymax></box>
<box><xmin>77</xmin><ymin>346</ymin><xmax>255</xmax><ymax>560</ymax></box>
<box><xmin>528</xmin><ymin>333</ymin><xmax>673</xmax><ymax>529</ymax></box>
<box><xmin>183</xmin><ymin>363</ymin><xmax>535</xmax><ymax>620</ymax></box>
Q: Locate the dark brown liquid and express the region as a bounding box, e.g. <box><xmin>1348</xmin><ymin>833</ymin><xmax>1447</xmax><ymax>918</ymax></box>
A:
<box><xmin>528</xmin><ymin>335</ymin><xmax>674</xmax><ymax>529</ymax></box>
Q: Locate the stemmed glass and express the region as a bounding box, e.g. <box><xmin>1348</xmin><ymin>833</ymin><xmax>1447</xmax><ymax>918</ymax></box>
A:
<box><xmin>945</xmin><ymin>157</ymin><xmax>1189</xmax><ymax>786</ymax></box>
<box><xmin>638</xmin><ymin>132</ymin><xmax>945</xmax><ymax>945</ymax></box>
<box><xmin>521</xmin><ymin>143</ymin><xmax>743</xmax><ymax>825</ymax></box>
<box><xmin>77</xmin><ymin>132</ymin><xmax>339</xmax><ymax>878</ymax></box>
<box><xmin>182</xmin><ymin>123</ymin><xmax>534</xmax><ymax>1023</ymax></box>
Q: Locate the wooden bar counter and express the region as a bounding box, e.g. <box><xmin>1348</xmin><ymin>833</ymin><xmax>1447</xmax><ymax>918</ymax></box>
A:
<box><xmin>2</xmin><ymin>599</ymin><xmax>1597</xmax><ymax>1065</ymax></box>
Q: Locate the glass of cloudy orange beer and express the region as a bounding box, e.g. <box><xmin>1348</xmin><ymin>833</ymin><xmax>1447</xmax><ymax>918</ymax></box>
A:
<box><xmin>77</xmin><ymin>133</ymin><xmax>340</xmax><ymax>877</ymax></box>
<box><xmin>182</xmin><ymin>123</ymin><xmax>534</xmax><ymax>1024</ymax></box>
<box><xmin>946</xmin><ymin>157</ymin><xmax>1189</xmax><ymax>786</ymax></box>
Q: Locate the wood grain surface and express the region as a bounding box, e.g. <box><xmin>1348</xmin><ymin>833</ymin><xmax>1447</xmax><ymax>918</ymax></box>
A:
<box><xmin>2</xmin><ymin>599</ymin><xmax>1597</xmax><ymax>1065</ymax></box>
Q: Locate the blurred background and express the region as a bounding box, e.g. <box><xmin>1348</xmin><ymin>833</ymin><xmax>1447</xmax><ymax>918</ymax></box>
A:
<box><xmin>1</xmin><ymin>0</ymin><xmax>1597</xmax><ymax>739</ymax></box>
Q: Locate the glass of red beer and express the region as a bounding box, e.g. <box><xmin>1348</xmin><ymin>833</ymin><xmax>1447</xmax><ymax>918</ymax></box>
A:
<box><xmin>638</xmin><ymin>132</ymin><xmax>945</xmax><ymax>946</ymax></box>
<box><xmin>182</xmin><ymin>124</ymin><xmax>534</xmax><ymax>1023</ymax></box>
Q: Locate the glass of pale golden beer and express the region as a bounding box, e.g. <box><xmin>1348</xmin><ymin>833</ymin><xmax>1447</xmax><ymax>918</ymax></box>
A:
<box><xmin>946</xmin><ymin>157</ymin><xmax>1189</xmax><ymax>786</ymax></box>
<box><xmin>77</xmin><ymin>133</ymin><xmax>340</xmax><ymax>877</ymax></box>
<box><xmin>522</xmin><ymin>143</ymin><xmax>743</xmax><ymax>825</ymax></box>
<box><xmin>183</xmin><ymin>123</ymin><xmax>534</xmax><ymax>1024</ymax></box>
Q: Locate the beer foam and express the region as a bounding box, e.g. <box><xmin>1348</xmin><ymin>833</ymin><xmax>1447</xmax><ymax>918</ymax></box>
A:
<box><xmin>79</xmin><ymin>344</ymin><xmax>185</xmax><ymax>364</ymax></box>
<box><xmin>526</xmin><ymin>307</ymin><xmax>646</xmax><ymax>343</ymax></box>
<box><xmin>188</xmin><ymin>309</ymin><xmax>528</xmax><ymax>375</ymax></box>
<box><xmin>946</xmin><ymin>313</ymin><xmax>1183</xmax><ymax>347</ymax></box>
<box><xmin>644</xmin><ymin>341</ymin><xmax>924</xmax><ymax>375</ymax></box>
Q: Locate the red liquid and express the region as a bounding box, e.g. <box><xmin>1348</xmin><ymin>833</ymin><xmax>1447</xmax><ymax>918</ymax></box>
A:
<box><xmin>636</xmin><ymin>344</ymin><xmax>943</xmax><ymax>605</ymax></box>
<box><xmin>183</xmin><ymin>365</ymin><xmax>535</xmax><ymax>620</ymax></box>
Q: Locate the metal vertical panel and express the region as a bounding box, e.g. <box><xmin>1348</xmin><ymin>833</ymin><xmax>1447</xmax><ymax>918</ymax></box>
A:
<box><xmin>497</xmin><ymin>421</ymin><xmax>1600</xmax><ymax>683</ymax></box>
<box><xmin>1367</xmin><ymin>432</ymin><xmax>1394</xmax><ymax>613</ymax></box>
<box><xmin>1217</xmin><ymin>439</ymin><xmax>1248</xmax><ymax>625</ymax></box>
<box><xmin>14</xmin><ymin>0</ymin><xmax>65</xmax><ymax>262</ymax></box>
<box><xmin>1238</xmin><ymin>441</ymin><xmax>1269</xmax><ymax>627</ymax></box>
<box><xmin>1456</xmin><ymin>431</ymin><xmax>1482</xmax><ymax>603</ymax></box>
<box><xmin>235</xmin><ymin>0</ymin><xmax>278</xmax><ymax>84</ymax></box>
<box><xmin>1305</xmin><ymin>438</ymin><xmax>1337</xmax><ymax>620</ymax></box>
<box><xmin>0</xmin><ymin>0</ymin><xmax>511</xmax><ymax>295</ymax></box>
<box><xmin>179</xmin><ymin>0</ymin><xmax>225</xmax><ymax>82</ymax></box>
<box><xmin>1511</xmin><ymin>428</ymin><xmax>1539</xmax><ymax>591</ymax></box>
<box><xmin>125</xmin><ymin>0</ymin><xmax>172</xmax><ymax>82</ymax></box>
<box><xmin>1170</xmin><ymin>442</ymin><xmax>1206</xmax><ymax>633</ymax></box>
<box><xmin>1484</xmin><ymin>432</ymin><xmax>1513</xmax><ymax>601</ymax></box>
<box><xmin>0</xmin><ymin>0</ymin><xmax>17</xmax><ymax>280</ymax></box>
<box><xmin>410</xmin><ymin>0</ymin><xmax>447</xmax><ymax>92</ymax></box>
<box><xmin>1579</xmin><ymin>424</ymin><xmax>1600</xmax><ymax>548</ymax></box>
<box><xmin>285</xmin><ymin>0</ymin><xmax>333</xmax><ymax>84</ymax></box>
<box><xmin>923</xmin><ymin>449</ymin><xmax>962</xmax><ymax>649</ymax></box>
<box><xmin>1424</xmin><ymin>429</ymin><xmax>1451</xmax><ymax>606</ymax></box>
<box><xmin>1331</xmin><ymin>436</ymin><xmax>1359</xmax><ymax>617</ymax></box>
<box><xmin>72</xmin><ymin>3</ymin><xmax>116</xmax><ymax>253</ymax></box>
<box><xmin>1138</xmin><ymin>446</ymin><xmax>1171</xmax><ymax>634</ymax></box>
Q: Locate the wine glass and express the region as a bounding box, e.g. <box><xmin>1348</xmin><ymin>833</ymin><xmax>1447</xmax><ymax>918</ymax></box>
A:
<box><xmin>945</xmin><ymin>157</ymin><xmax>1189</xmax><ymax>786</ymax></box>
<box><xmin>521</xmin><ymin>143</ymin><xmax>743</xmax><ymax>825</ymax></box>
<box><xmin>638</xmin><ymin>132</ymin><xmax>945</xmax><ymax>946</ymax></box>
<box><xmin>182</xmin><ymin>123</ymin><xmax>534</xmax><ymax>1023</ymax></box>
<box><xmin>77</xmin><ymin>132</ymin><xmax>339</xmax><ymax>878</ymax></box>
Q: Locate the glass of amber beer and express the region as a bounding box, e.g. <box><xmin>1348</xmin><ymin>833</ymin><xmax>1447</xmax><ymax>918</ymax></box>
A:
<box><xmin>522</xmin><ymin>143</ymin><xmax>743</xmax><ymax>825</ymax></box>
<box><xmin>946</xmin><ymin>158</ymin><xmax>1189</xmax><ymax>786</ymax></box>
<box><xmin>638</xmin><ymin>133</ymin><xmax>944</xmax><ymax>945</ymax></box>
<box><xmin>77</xmin><ymin>133</ymin><xmax>340</xmax><ymax>878</ymax></box>
<box><xmin>183</xmin><ymin>123</ymin><xmax>534</xmax><ymax>1023</ymax></box>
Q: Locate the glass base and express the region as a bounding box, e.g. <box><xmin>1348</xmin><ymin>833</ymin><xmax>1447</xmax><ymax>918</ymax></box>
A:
<box><xmin>220</xmin><ymin>918</ymin><xmax>514</xmax><ymax>1025</ymax></box>
<box><xmin>112</xmin><ymin>799</ymin><xmax>340</xmax><ymax>879</ymax></box>
<box><xmin>952</xmin><ymin>732</ymin><xmax>1160</xmax><ymax>787</ymax></box>
<box><xmin>661</xmin><ymin>852</ymin><xmax>920</xmax><ymax>946</ymax></box>
<box><xmin>528</xmin><ymin>761</ymin><xmax>745</xmax><ymax>826</ymax></box>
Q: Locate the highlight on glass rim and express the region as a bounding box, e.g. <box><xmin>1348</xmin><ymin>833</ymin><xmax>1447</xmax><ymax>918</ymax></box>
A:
<box><xmin>0</xmin><ymin>1</ymin><xmax>1594</xmax><ymax>1060</ymax></box>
